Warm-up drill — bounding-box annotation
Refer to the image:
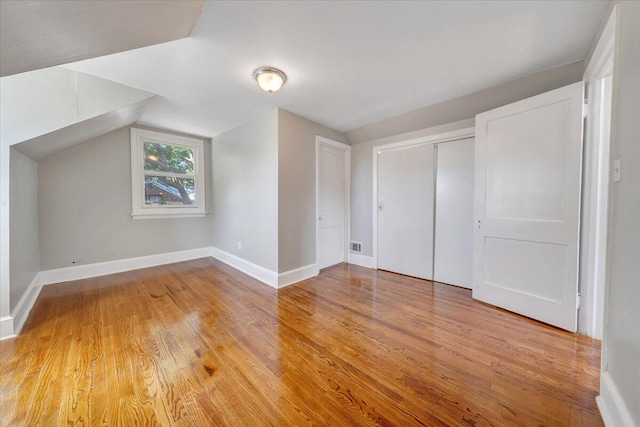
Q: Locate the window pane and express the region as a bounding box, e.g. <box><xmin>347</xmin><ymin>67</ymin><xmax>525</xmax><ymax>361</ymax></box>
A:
<box><xmin>144</xmin><ymin>142</ymin><xmax>194</xmax><ymax>175</ymax></box>
<box><xmin>144</xmin><ymin>176</ymin><xmax>196</xmax><ymax>205</ymax></box>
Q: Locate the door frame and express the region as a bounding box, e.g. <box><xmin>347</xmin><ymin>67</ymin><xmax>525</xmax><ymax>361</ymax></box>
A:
<box><xmin>316</xmin><ymin>136</ymin><xmax>351</xmax><ymax>269</ymax></box>
<box><xmin>580</xmin><ymin>5</ymin><xmax>616</xmax><ymax>340</ymax></box>
<box><xmin>372</xmin><ymin>127</ymin><xmax>474</xmax><ymax>269</ymax></box>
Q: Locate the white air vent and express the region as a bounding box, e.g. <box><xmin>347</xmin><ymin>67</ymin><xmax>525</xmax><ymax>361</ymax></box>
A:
<box><xmin>350</xmin><ymin>241</ymin><xmax>362</xmax><ymax>254</ymax></box>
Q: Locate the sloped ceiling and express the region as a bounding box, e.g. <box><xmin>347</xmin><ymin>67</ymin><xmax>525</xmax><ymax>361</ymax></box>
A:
<box><xmin>0</xmin><ymin>0</ymin><xmax>205</xmax><ymax>77</ymax></box>
<box><xmin>1</xmin><ymin>67</ymin><xmax>156</xmax><ymax>159</ymax></box>
<box><xmin>12</xmin><ymin>99</ymin><xmax>154</xmax><ymax>160</ymax></box>
<box><xmin>63</xmin><ymin>1</ymin><xmax>609</xmax><ymax>138</ymax></box>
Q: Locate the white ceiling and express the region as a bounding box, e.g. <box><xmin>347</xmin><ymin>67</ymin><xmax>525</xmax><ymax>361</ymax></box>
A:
<box><xmin>59</xmin><ymin>1</ymin><xmax>608</xmax><ymax>137</ymax></box>
<box><xmin>0</xmin><ymin>0</ymin><xmax>205</xmax><ymax>77</ymax></box>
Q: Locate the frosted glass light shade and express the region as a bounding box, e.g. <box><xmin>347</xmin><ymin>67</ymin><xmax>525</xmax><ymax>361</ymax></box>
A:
<box><xmin>253</xmin><ymin>67</ymin><xmax>287</xmax><ymax>93</ymax></box>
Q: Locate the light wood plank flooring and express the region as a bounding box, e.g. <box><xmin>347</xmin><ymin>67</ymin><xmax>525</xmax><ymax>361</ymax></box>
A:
<box><xmin>0</xmin><ymin>258</ymin><xmax>602</xmax><ymax>426</ymax></box>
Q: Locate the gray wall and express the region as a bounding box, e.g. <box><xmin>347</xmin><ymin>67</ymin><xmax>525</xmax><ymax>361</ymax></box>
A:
<box><xmin>604</xmin><ymin>1</ymin><xmax>640</xmax><ymax>422</ymax></box>
<box><xmin>211</xmin><ymin>109</ymin><xmax>279</xmax><ymax>272</ymax></box>
<box><xmin>38</xmin><ymin>126</ymin><xmax>212</xmax><ymax>270</ymax></box>
<box><xmin>278</xmin><ymin>109</ymin><xmax>349</xmax><ymax>273</ymax></box>
<box><xmin>345</xmin><ymin>62</ymin><xmax>584</xmax><ymax>144</ymax></box>
<box><xmin>348</xmin><ymin>62</ymin><xmax>585</xmax><ymax>258</ymax></box>
<box><xmin>9</xmin><ymin>148</ymin><xmax>39</xmax><ymax>311</ymax></box>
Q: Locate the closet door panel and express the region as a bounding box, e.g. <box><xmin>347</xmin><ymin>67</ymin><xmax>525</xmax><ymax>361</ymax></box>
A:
<box><xmin>434</xmin><ymin>138</ymin><xmax>475</xmax><ymax>288</ymax></box>
<box><xmin>377</xmin><ymin>144</ymin><xmax>435</xmax><ymax>280</ymax></box>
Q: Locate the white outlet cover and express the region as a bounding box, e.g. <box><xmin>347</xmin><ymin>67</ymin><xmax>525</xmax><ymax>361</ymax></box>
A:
<box><xmin>613</xmin><ymin>158</ymin><xmax>622</xmax><ymax>182</ymax></box>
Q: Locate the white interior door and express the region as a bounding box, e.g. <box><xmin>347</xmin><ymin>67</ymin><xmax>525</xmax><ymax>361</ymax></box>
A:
<box><xmin>473</xmin><ymin>82</ymin><xmax>584</xmax><ymax>332</ymax></box>
<box><xmin>317</xmin><ymin>143</ymin><xmax>346</xmax><ymax>270</ymax></box>
<box><xmin>377</xmin><ymin>144</ymin><xmax>435</xmax><ymax>280</ymax></box>
<box><xmin>434</xmin><ymin>138</ymin><xmax>474</xmax><ymax>288</ymax></box>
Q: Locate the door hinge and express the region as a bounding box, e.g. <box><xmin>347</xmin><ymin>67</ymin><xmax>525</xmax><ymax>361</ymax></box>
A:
<box><xmin>582</xmin><ymin>99</ymin><xmax>588</xmax><ymax>118</ymax></box>
<box><xmin>577</xmin><ymin>293</ymin><xmax>582</xmax><ymax>309</ymax></box>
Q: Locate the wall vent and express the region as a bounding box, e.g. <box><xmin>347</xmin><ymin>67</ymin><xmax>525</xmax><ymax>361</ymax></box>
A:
<box><xmin>350</xmin><ymin>241</ymin><xmax>363</xmax><ymax>254</ymax></box>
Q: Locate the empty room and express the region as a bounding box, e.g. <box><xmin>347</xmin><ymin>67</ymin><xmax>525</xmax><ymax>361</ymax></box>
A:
<box><xmin>0</xmin><ymin>1</ymin><xmax>638</xmax><ymax>426</ymax></box>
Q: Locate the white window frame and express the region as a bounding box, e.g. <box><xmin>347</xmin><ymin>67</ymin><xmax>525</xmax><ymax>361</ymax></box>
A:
<box><xmin>130</xmin><ymin>128</ymin><xmax>206</xmax><ymax>219</ymax></box>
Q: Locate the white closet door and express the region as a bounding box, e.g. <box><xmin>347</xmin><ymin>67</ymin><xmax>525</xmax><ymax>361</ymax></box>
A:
<box><xmin>473</xmin><ymin>82</ymin><xmax>584</xmax><ymax>332</ymax></box>
<box><xmin>377</xmin><ymin>144</ymin><xmax>435</xmax><ymax>280</ymax></box>
<box><xmin>434</xmin><ymin>138</ymin><xmax>474</xmax><ymax>288</ymax></box>
<box><xmin>317</xmin><ymin>143</ymin><xmax>346</xmax><ymax>270</ymax></box>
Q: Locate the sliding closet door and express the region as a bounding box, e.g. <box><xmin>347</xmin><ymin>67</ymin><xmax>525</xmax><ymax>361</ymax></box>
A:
<box><xmin>377</xmin><ymin>144</ymin><xmax>435</xmax><ymax>280</ymax></box>
<box><xmin>434</xmin><ymin>138</ymin><xmax>475</xmax><ymax>288</ymax></box>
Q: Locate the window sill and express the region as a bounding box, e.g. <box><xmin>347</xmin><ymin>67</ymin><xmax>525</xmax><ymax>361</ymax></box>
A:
<box><xmin>132</xmin><ymin>212</ymin><xmax>207</xmax><ymax>220</ymax></box>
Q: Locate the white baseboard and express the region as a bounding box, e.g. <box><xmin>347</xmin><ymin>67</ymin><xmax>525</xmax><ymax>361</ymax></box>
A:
<box><xmin>597</xmin><ymin>371</ymin><xmax>635</xmax><ymax>427</ymax></box>
<box><xmin>348</xmin><ymin>253</ymin><xmax>373</xmax><ymax>269</ymax></box>
<box><xmin>0</xmin><ymin>316</ymin><xmax>15</xmax><ymax>341</ymax></box>
<box><xmin>0</xmin><ymin>272</ymin><xmax>44</xmax><ymax>340</ymax></box>
<box><xmin>278</xmin><ymin>264</ymin><xmax>318</xmax><ymax>288</ymax></box>
<box><xmin>12</xmin><ymin>273</ymin><xmax>43</xmax><ymax>335</ymax></box>
<box><xmin>40</xmin><ymin>247</ymin><xmax>213</xmax><ymax>286</ymax></box>
<box><xmin>210</xmin><ymin>247</ymin><xmax>278</xmax><ymax>288</ymax></box>
<box><xmin>210</xmin><ymin>248</ymin><xmax>319</xmax><ymax>289</ymax></box>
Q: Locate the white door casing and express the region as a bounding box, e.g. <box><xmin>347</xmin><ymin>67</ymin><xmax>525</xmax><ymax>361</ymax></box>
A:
<box><xmin>581</xmin><ymin>5</ymin><xmax>616</xmax><ymax>340</ymax></box>
<box><xmin>434</xmin><ymin>138</ymin><xmax>475</xmax><ymax>288</ymax></box>
<box><xmin>473</xmin><ymin>82</ymin><xmax>584</xmax><ymax>332</ymax></box>
<box><xmin>316</xmin><ymin>137</ymin><xmax>350</xmax><ymax>270</ymax></box>
<box><xmin>377</xmin><ymin>143</ymin><xmax>435</xmax><ymax>280</ymax></box>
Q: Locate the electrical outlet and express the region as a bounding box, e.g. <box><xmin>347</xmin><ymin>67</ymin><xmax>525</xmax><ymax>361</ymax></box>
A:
<box><xmin>613</xmin><ymin>158</ymin><xmax>622</xmax><ymax>183</ymax></box>
<box><xmin>238</xmin><ymin>241</ymin><xmax>242</xmax><ymax>250</ymax></box>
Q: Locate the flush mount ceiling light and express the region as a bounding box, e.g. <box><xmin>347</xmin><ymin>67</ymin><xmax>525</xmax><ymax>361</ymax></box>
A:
<box><xmin>253</xmin><ymin>67</ymin><xmax>287</xmax><ymax>93</ymax></box>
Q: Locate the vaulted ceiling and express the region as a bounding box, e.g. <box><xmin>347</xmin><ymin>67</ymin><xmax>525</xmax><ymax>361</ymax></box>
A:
<box><xmin>4</xmin><ymin>1</ymin><xmax>609</xmax><ymax>143</ymax></box>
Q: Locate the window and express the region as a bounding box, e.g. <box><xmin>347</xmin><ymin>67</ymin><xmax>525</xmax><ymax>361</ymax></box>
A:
<box><xmin>131</xmin><ymin>128</ymin><xmax>206</xmax><ymax>219</ymax></box>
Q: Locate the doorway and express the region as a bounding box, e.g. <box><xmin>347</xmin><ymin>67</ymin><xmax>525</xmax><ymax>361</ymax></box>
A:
<box><xmin>316</xmin><ymin>136</ymin><xmax>350</xmax><ymax>270</ymax></box>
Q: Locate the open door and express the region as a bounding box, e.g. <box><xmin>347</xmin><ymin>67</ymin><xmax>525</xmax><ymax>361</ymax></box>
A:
<box><xmin>473</xmin><ymin>82</ymin><xmax>584</xmax><ymax>332</ymax></box>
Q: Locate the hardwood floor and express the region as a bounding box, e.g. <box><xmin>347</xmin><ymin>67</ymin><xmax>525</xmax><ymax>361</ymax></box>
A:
<box><xmin>0</xmin><ymin>258</ymin><xmax>602</xmax><ymax>426</ymax></box>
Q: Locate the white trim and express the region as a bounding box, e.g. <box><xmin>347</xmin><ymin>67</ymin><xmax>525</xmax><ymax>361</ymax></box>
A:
<box><xmin>40</xmin><ymin>247</ymin><xmax>212</xmax><ymax>285</ymax></box>
<box><xmin>11</xmin><ymin>273</ymin><xmax>43</xmax><ymax>336</ymax></box>
<box><xmin>0</xmin><ymin>143</ymin><xmax>11</xmax><ymax>321</ymax></box>
<box><xmin>372</xmin><ymin>127</ymin><xmax>475</xmax><ymax>268</ymax></box>
<box><xmin>130</xmin><ymin>127</ymin><xmax>206</xmax><ymax>218</ymax></box>
<box><xmin>584</xmin><ymin>6</ymin><xmax>616</xmax><ymax>81</ymax></box>
<box><xmin>132</xmin><ymin>213</ymin><xmax>207</xmax><ymax>220</ymax></box>
<box><xmin>210</xmin><ymin>247</ymin><xmax>278</xmax><ymax>288</ymax></box>
<box><xmin>0</xmin><ymin>316</ymin><xmax>14</xmax><ymax>341</ymax></box>
<box><xmin>579</xmin><ymin>5</ymin><xmax>616</xmax><ymax>340</ymax></box>
<box><xmin>348</xmin><ymin>253</ymin><xmax>373</xmax><ymax>269</ymax></box>
<box><xmin>580</xmin><ymin>75</ymin><xmax>613</xmax><ymax>339</ymax></box>
<box><xmin>315</xmin><ymin>136</ymin><xmax>351</xmax><ymax>270</ymax></box>
<box><xmin>316</xmin><ymin>136</ymin><xmax>351</xmax><ymax>150</ymax></box>
<box><xmin>597</xmin><ymin>371</ymin><xmax>635</xmax><ymax>427</ymax></box>
<box><xmin>278</xmin><ymin>264</ymin><xmax>319</xmax><ymax>289</ymax></box>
